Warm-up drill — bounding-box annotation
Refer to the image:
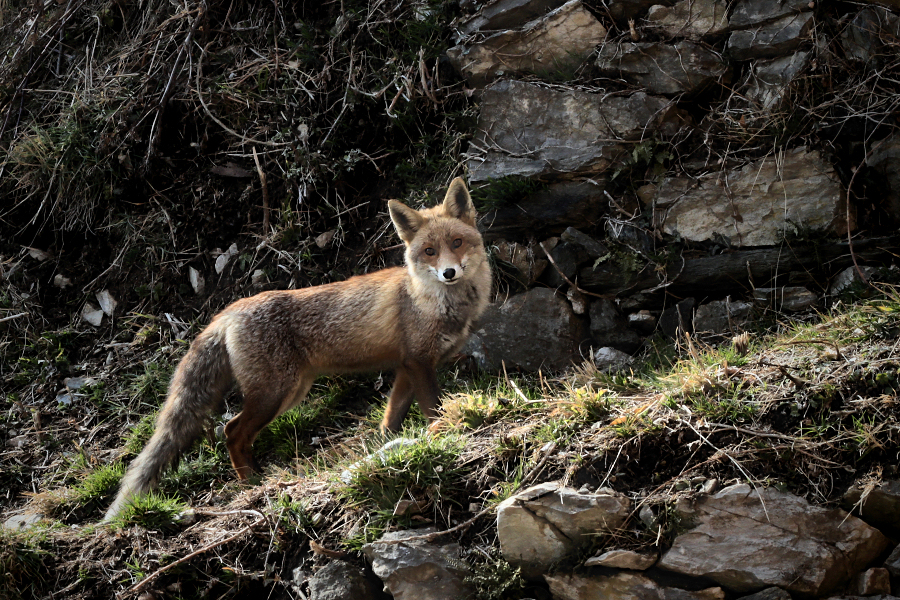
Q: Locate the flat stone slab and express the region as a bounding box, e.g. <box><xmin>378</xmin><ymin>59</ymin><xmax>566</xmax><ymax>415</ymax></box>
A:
<box><xmin>653</xmin><ymin>147</ymin><xmax>845</xmax><ymax>247</ymax></box>
<box><xmin>727</xmin><ymin>12</ymin><xmax>813</xmax><ymax>60</ymax></box>
<box><xmin>647</xmin><ymin>0</ymin><xmax>730</xmax><ymax>39</ymax></box>
<box><xmin>468</xmin><ymin>80</ymin><xmax>675</xmax><ymax>182</ymax></box>
<box><xmin>448</xmin><ymin>0</ymin><xmax>606</xmax><ymax>87</ymax></box>
<box><xmin>597</xmin><ymin>40</ymin><xmax>729</xmax><ymax>95</ymax></box>
<box><xmin>658</xmin><ymin>484</ymin><xmax>890</xmax><ymax>595</ymax></box>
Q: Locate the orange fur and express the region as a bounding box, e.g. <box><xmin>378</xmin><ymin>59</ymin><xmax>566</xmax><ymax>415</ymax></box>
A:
<box><xmin>103</xmin><ymin>178</ymin><xmax>491</xmax><ymax>521</ymax></box>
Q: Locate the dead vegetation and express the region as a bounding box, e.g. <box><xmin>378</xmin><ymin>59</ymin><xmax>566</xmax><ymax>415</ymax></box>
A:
<box><xmin>1</xmin><ymin>1</ymin><xmax>900</xmax><ymax>599</ymax></box>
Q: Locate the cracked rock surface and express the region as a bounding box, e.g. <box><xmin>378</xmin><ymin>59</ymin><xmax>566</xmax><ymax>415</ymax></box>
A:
<box><xmin>657</xmin><ymin>484</ymin><xmax>890</xmax><ymax>595</ymax></box>
<box><xmin>496</xmin><ymin>482</ymin><xmax>632</xmax><ymax>578</ymax></box>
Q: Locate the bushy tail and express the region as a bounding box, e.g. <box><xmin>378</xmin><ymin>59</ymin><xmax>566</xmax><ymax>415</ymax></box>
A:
<box><xmin>103</xmin><ymin>325</ymin><xmax>233</xmax><ymax>522</ymax></box>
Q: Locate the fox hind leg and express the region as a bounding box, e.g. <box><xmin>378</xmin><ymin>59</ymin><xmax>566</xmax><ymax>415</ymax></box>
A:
<box><xmin>224</xmin><ymin>374</ymin><xmax>314</xmax><ymax>479</ymax></box>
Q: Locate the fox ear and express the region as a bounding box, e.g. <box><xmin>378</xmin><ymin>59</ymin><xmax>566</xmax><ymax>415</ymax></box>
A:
<box><xmin>389</xmin><ymin>200</ymin><xmax>425</xmax><ymax>243</ymax></box>
<box><xmin>441</xmin><ymin>177</ymin><xmax>477</xmax><ymax>227</ymax></box>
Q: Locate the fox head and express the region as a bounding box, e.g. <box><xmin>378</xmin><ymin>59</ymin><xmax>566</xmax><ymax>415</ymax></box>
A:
<box><xmin>388</xmin><ymin>177</ymin><xmax>485</xmax><ymax>287</ymax></box>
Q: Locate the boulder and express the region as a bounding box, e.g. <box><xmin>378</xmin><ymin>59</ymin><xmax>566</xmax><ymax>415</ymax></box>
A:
<box><xmin>592</xmin><ymin>346</ymin><xmax>634</xmax><ymax>373</ymax></box>
<box><xmin>492</xmin><ymin>240</ymin><xmax>547</xmax><ymax>285</ymax></box>
<box><xmin>545</xmin><ymin>572</ymin><xmax>726</xmax><ymax>600</ymax></box>
<box><xmin>850</xmin><ymin>568</ymin><xmax>891</xmax><ymax>596</ymax></box>
<box><xmin>462</xmin><ymin>287</ymin><xmax>588</xmax><ymax>371</ymax></box>
<box><xmin>541</xmin><ymin>239</ymin><xmax>590</xmax><ymax>288</ymax></box>
<box><xmin>456</xmin><ymin>0</ymin><xmax>569</xmax><ymax>37</ymax></box>
<box><xmin>842</xmin><ymin>479</ymin><xmax>900</xmax><ymax>536</ymax></box>
<box><xmin>479</xmin><ymin>180</ymin><xmax>607</xmax><ymax>241</ymax></box>
<box><xmin>729</xmin><ymin>0</ymin><xmax>812</xmax><ymax>29</ymax></box>
<box><xmin>886</xmin><ymin>543</ymin><xmax>900</xmax><ymax>577</ymax></box>
<box><xmin>866</xmin><ymin>134</ymin><xmax>900</xmax><ymax>224</ymax></box>
<box><xmin>589</xmin><ymin>298</ymin><xmax>643</xmax><ymax>352</ymax></box>
<box><xmin>727</xmin><ymin>12</ymin><xmax>813</xmax><ymax>61</ymax></box>
<box><xmin>447</xmin><ymin>0</ymin><xmax>607</xmax><ymax>87</ymax></box>
<box><xmin>496</xmin><ymin>482</ymin><xmax>631</xmax><ymax>578</ymax></box>
<box><xmin>744</xmin><ymin>52</ymin><xmax>809</xmax><ymax>112</ymax></box>
<box><xmin>596</xmin><ymin>40</ymin><xmax>729</xmax><ymax>95</ymax></box>
<box><xmin>468</xmin><ymin>80</ymin><xmax>676</xmax><ymax>182</ymax></box>
<box><xmin>752</xmin><ymin>287</ymin><xmax>818</xmax><ymax>312</ymax></box>
<box><xmin>363</xmin><ymin>529</ymin><xmax>474</xmax><ymax>600</ymax></box>
<box><xmin>646</xmin><ymin>0</ymin><xmax>730</xmax><ymax>39</ymax></box>
<box><xmin>584</xmin><ymin>549</ymin><xmax>657</xmax><ymax>570</ymax></box>
<box><xmin>694</xmin><ymin>298</ymin><xmax>753</xmax><ymax>334</ymax></box>
<box><xmin>840</xmin><ymin>7</ymin><xmax>900</xmax><ymax>68</ymax></box>
<box><xmin>736</xmin><ymin>588</ymin><xmax>792</xmax><ymax>600</ymax></box>
<box><xmin>653</xmin><ymin>147</ymin><xmax>846</xmax><ymax>247</ymax></box>
<box><xmin>659</xmin><ymin>297</ymin><xmax>695</xmax><ymax>338</ymax></box>
<box><xmin>657</xmin><ymin>483</ymin><xmax>891</xmax><ymax>595</ymax></box>
<box><xmin>307</xmin><ymin>561</ymin><xmax>382</xmax><ymax>600</ymax></box>
<box><xmin>605</xmin><ymin>0</ymin><xmax>669</xmax><ymax>24</ymax></box>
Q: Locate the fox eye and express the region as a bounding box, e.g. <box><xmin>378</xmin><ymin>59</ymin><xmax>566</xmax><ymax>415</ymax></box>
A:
<box><xmin>452</xmin><ymin>238</ymin><xmax>462</xmax><ymax>249</ymax></box>
<box><xmin>425</xmin><ymin>247</ymin><xmax>436</xmax><ymax>256</ymax></box>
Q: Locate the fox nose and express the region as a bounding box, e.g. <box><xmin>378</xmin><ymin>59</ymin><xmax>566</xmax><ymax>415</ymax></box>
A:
<box><xmin>442</xmin><ymin>268</ymin><xmax>456</xmax><ymax>281</ymax></box>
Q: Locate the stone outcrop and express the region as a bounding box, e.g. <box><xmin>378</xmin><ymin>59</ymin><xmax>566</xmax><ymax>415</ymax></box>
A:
<box><xmin>363</xmin><ymin>529</ymin><xmax>474</xmax><ymax>600</ymax></box>
<box><xmin>496</xmin><ymin>482</ymin><xmax>631</xmax><ymax>578</ymax></box>
<box><xmin>546</xmin><ymin>572</ymin><xmax>726</xmax><ymax>600</ymax></box>
<box><xmin>653</xmin><ymin>148</ymin><xmax>846</xmax><ymax>247</ymax></box>
<box><xmin>447</xmin><ymin>1</ymin><xmax>607</xmax><ymax>87</ymax></box>
<box><xmin>647</xmin><ymin>0</ymin><xmax>730</xmax><ymax>39</ymax></box>
<box><xmin>657</xmin><ymin>484</ymin><xmax>890</xmax><ymax>595</ymax></box>
<box><xmin>468</xmin><ymin>80</ymin><xmax>678</xmax><ymax>182</ymax></box>
<box><xmin>726</xmin><ymin>12</ymin><xmax>814</xmax><ymax>60</ymax></box>
<box><xmin>596</xmin><ymin>41</ymin><xmax>729</xmax><ymax>95</ymax></box>
<box><xmin>463</xmin><ymin>287</ymin><xmax>588</xmax><ymax>371</ymax></box>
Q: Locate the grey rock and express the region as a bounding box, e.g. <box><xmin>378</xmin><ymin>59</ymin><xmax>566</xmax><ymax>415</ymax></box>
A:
<box><xmin>659</xmin><ymin>297</ymin><xmax>695</xmax><ymax>338</ymax></box>
<box><xmin>560</xmin><ymin>227</ymin><xmax>609</xmax><ymax>259</ymax></box>
<box><xmin>850</xmin><ymin>568</ymin><xmax>891</xmax><ymax>596</ymax></box>
<box><xmin>592</xmin><ymin>346</ymin><xmax>634</xmax><ymax>373</ymax></box>
<box><xmin>589</xmin><ymin>299</ymin><xmax>643</xmax><ymax>352</ymax></box>
<box><xmin>657</xmin><ymin>483</ymin><xmax>891</xmax><ymax>595</ymax></box>
<box><xmin>497</xmin><ymin>482</ymin><xmax>632</xmax><ymax>578</ymax></box>
<box><xmin>693</xmin><ymin>298</ymin><xmax>752</xmax><ymax>334</ymax></box>
<box><xmin>842</xmin><ymin>480</ymin><xmax>900</xmax><ymax>536</ymax></box>
<box><xmin>606</xmin><ymin>0</ymin><xmax>669</xmax><ymax>24</ymax></box>
<box><xmin>541</xmin><ymin>240</ymin><xmax>589</xmax><ymax>288</ymax></box>
<box><xmin>886</xmin><ymin>543</ymin><xmax>900</xmax><ymax>577</ymax></box>
<box><xmin>654</xmin><ymin>148</ymin><xmax>845</xmax><ymax>247</ymax></box>
<box><xmin>307</xmin><ymin>561</ymin><xmax>381</xmax><ymax>600</ymax></box>
<box><xmin>829</xmin><ymin>266</ymin><xmax>876</xmax><ymax>296</ymax></box>
<box><xmin>363</xmin><ymin>529</ymin><xmax>474</xmax><ymax>600</ymax></box>
<box><xmin>596</xmin><ymin>40</ymin><xmax>728</xmax><ymax>95</ymax></box>
<box><xmin>866</xmin><ymin>134</ymin><xmax>900</xmax><ymax>224</ymax></box>
<box><xmin>468</xmin><ymin>80</ymin><xmax>676</xmax><ymax>182</ymax></box>
<box><xmin>736</xmin><ymin>588</ymin><xmax>792</xmax><ymax>600</ymax></box>
<box><xmin>605</xmin><ymin>219</ymin><xmax>654</xmax><ymax>256</ymax></box>
<box><xmin>492</xmin><ymin>240</ymin><xmax>547</xmax><ymax>285</ymax></box>
<box><xmin>727</xmin><ymin>12</ymin><xmax>813</xmax><ymax>61</ymax></box>
<box><xmin>448</xmin><ymin>1</ymin><xmax>607</xmax><ymax>87</ymax></box>
<box><xmin>480</xmin><ymin>180</ymin><xmax>607</xmax><ymax>242</ymax></box>
<box><xmin>628</xmin><ymin>310</ymin><xmax>657</xmax><ymax>334</ymax></box>
<box><xmin>752</xmin><ymin>287</ymin><xmax>817</xmax><ymax>313</ymax></box>
<box><xmin>745</xmin><ymin>52</ymin><xmax>809</xmax><ymax>112</ymax></box>
<box><xmin>840</xmin><ymin>7</ymin><xmax>900</xmax><ymax>67</ymax></box>
<box><xmin>462</xmin><ymin>287</ymin><xmax>588</xmax><ymax>371</ymax></box>
<box><xmin>546</xmin><ymin>571</ymin><xmax>725</xmax><ymax>600</ymax></box>
<box><xmin>646</xmin><ymin>0</ymin><xmax>730</xmax><ymax>39</ymax></box>
<box><xmin>2</xmin><ymin>512</ymin><xmax>43</xmax><ymax>532</ymax></box>
<box><xmin>729</xmin><ymin>0</ymin><xmax>811</xmax><ymax>29</ymax></box>
<box><xmin>457</xmin><ymin>0</ymin><xmax>568</xmax><ymax>36</ymax></box>
<box><xmin>584</xmin><ymin>549</ymin><xmax>657</xmax><ymax>570</ymax></box>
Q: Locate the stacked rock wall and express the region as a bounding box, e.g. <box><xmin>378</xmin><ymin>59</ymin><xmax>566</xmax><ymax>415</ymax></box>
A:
<box><xmin>446</xmin><ymin>0</ymin><xmax>900</xmax><ymax>371</ymax></box>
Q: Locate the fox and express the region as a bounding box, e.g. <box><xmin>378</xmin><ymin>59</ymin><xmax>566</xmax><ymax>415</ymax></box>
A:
<box><xmin>103</xmin><ymin>177</ymin><xmax>491</xmax><ymax>522</ymax></box>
